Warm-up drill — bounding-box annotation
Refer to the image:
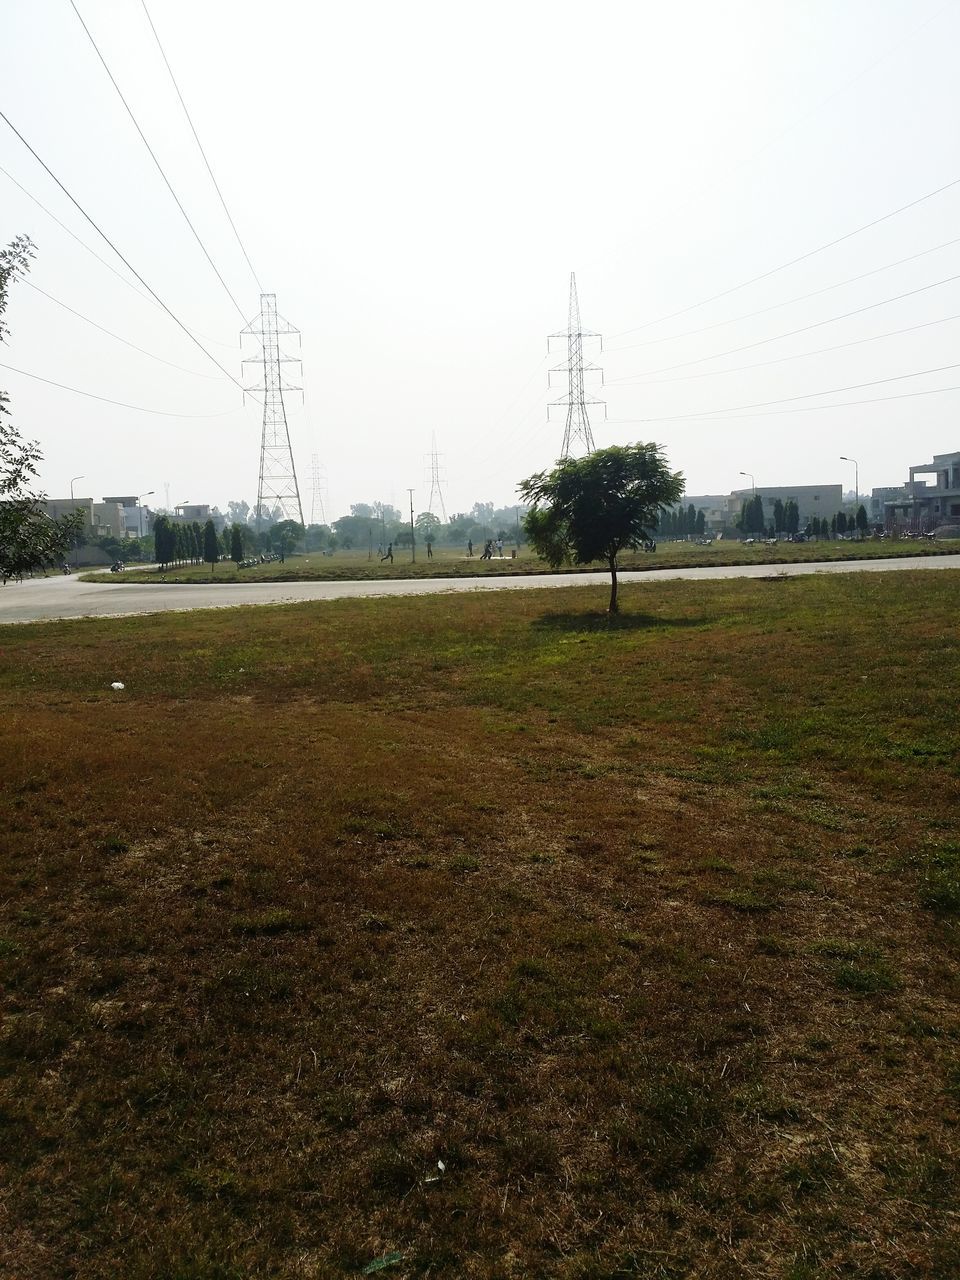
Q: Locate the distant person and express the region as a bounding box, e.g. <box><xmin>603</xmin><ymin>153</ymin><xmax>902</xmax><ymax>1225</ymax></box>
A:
<box><xmin>481</xmin><ymin>540</ymin><xmax>493</xmax><ymax>560</ymax></box>
<box><xmin>426</xmin><ymin>539</ymin><xmax>433</xmax><ymax>559</ymax></box>
<box><xmin>381</xmin><ymin>542</ymin><xmax>393</xmax><ymax>563</ymax></box>
<box><xmin>467</xmin><ymin>539</ymin><xmax>473</xmax><ymax>557</ymax></box>
<box><xmin>496</xmin><ymin>537</ymin><xmax>503</xmax><ymax>557</ymax></box>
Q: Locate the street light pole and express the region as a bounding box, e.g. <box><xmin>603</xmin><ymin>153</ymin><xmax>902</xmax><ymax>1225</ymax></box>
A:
<box><xmin>839</xmin><ymin>456</ymin><xmax>858</xmax><ymax>510</ymax></box>
<box><xmin>739</xmin><ymin>470</ymin><xmax>755</xmax><ymax>496</ymax></box>
<box><xmin>408</xmin><ymin>489</ymin><xmax>416</xmax><ymax>563</ymax></box>
<box><xmin>136</xmin><ymin>490</ymin><xmax>155</xmax><ymax>539</ymax></box>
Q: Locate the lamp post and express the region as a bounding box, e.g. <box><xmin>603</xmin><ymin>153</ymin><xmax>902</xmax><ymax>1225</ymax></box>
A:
<box><xmin>136</xmin><ymin>490</ymin><xmax>155</xmax><ymax>539</ymax></box>
<box><xmin>408</xmin><ymin>489</ymin><xmax>416</xmax><ymax>563</ymax></box>
<box><xmin>739</xmin><ymin>470</ymin><xmax>755</xmax><ymax>496</ymax></box>
<box><xmin>69</xmin><ymin>475</ymin><xmax>85</xmax><ymax>567</ymax></box>
<box><xmin>839</xmin><ymin>456</ymin><xmax>858</xmax><ymax>510</ymax></box>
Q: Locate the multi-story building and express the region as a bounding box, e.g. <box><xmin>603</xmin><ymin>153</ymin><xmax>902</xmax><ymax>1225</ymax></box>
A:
<box><xmin>727</xmin><ymin>484</ymin><xmax>842</xmax><ymax>528</ymax></box>
<box><xmin>884</xmin><ymin>450</ymin><xmax>960</xmax><ymax>533</ymax></box>
<box><xmin>103</xmin><ymin>495</ymin><xmax>153</xmax><ymax>538</ymax></box>
<box><xmin>673</xmin><ymin>495</ymin><xmax>730</xmax><ymax>533</ymax></box>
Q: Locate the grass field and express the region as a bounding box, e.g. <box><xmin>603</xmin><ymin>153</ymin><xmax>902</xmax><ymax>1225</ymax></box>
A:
<box><xmin>2</xmin><ymin>571</ymin><xmax>959</xmax><ymax>1278</ymax></box>
<box><xmin>81</xmin><ymin>537</ymin><xmax>956</xmax><ymax>585</ymax></box>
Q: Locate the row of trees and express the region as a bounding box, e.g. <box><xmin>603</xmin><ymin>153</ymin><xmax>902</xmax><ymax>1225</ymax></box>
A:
<box><xmin>737</xmin><ymin>493</ymin><xmax>870</xmax><ymax>538</ymax></box>
<box><xmin>152</xmin><ymin>515</ymin><xmax>306</xmax><ymax>570</ymax></box>
<box><xmin>659</xmin><ymin>504</ymin><xmax>706</xmax><ymax>538</ymax></box>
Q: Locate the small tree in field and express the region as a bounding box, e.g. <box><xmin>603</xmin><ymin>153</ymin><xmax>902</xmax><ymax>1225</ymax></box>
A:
<box><xmin>203</xmin><ymin>518</ymin><xmax>219</xmax><ymax>575</ymax></box>
<box><xmin>230</xmin><ymin>524</ymin><xmax>244</xmax><ymax>564</ymax></box>
<box><xmin>520</xmin><ymin>443</ymin><xmax>684</xmax><ymax>613</ymax></box>
<box><xmin>855</xmin><ymin>504</ymin><xmax>868</xmax><ymax>538</ymax></box>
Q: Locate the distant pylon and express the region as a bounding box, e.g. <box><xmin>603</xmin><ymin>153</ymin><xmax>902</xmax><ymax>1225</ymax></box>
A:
<box><xmin>241</xmin><ymin>293</ymin><xmax>305</xmax><ymax>530</ymax></box>
<box><xmin>547</xmin><ymin>272</ymin><xmax>605</xmax><ymax>458</ymax></box>
<box><xmin>310</xmin><ymin>453</ymin><xmax>327</xmax><ymax>527</ymax></box>
<box><xmin>426</xmin><ymin>433</ymin><xmax>449</xmax><ymax>522</ymax></box>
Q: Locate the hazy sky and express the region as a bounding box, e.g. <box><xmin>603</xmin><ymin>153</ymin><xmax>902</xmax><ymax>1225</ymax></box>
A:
<box><xmin>3</xmin><ymin>0</ymin><xmax>960</xmax><ymax>519</ymax></box>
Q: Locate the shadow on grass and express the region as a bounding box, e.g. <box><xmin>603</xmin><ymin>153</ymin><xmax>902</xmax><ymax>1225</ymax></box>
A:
<box><xmin>532</xmin><ymin>610</ymin><xmax>706</xmax><ymax>633</ymax></box>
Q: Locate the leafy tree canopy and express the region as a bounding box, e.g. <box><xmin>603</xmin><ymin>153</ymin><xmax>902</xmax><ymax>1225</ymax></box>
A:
<box><xmin>1</xmin><ymin>237</ymin><xmax>83</xmax><ymax>581</ymax></box>
<box><xmin>519</xmin><ymin>443</ymin><xmax>683</xmax><ymax>612</ymax></box>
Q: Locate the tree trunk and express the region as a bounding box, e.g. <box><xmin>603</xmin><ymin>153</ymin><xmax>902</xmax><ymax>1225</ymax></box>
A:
<box><xmin>608</xmin><ymin>554</ymin><xmax>619</xmax><ymax>613</ymax></box>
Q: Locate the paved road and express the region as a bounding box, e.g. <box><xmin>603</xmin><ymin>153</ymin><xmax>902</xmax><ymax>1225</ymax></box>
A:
<box><xmin>3</xmin><ymin>555</ymin><xmax>959</xmax><ymax>625</ymax></box>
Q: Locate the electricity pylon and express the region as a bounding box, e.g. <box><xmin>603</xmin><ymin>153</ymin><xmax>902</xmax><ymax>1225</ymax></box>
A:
<box><xmin>310</xmin><ymin>454</ymin><xmax>327</xmax><ymax>527</ymax></box>
<box><xmin>241</xmin><ymin>293</ymin><xmax>304</xmax><ymax>530</ymax></box>
<box><xmin>547</xmin><ymin>272</ymin><xmax>605</xmax><ymax>458</ymax></box>
<box><xmin>425</xmin><ymin>433</ymin><xmax>449</xmax><ymax>522</ymax></box>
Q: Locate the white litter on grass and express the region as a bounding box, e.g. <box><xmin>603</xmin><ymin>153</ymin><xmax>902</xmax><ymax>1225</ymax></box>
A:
<box><xmin>110</xmin><ymin>682</ymin><xmax>125</xmax><ymax>691</ymax></box>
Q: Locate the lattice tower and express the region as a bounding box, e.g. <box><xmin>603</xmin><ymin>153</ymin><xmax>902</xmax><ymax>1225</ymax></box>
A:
<box><xmin>425</xmin><ymin>433</ymin><xmax>449</xmax><ymax>522</ymax></box>
<box><xmin>310</xmin><ymin>453</ymin><xmax>327</xmax><ymax>526</ymax></box>
<box><xmin>241</xmin><ymin>293</ymin><xmax>304</xmax><ymax>529</ymax></box>
<box><xmin>548</xmin><ymin>272</ymin><xmax>605</xmax><ymax>458</ymax></box>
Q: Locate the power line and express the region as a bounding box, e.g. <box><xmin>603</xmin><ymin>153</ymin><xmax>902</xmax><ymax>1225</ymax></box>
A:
<box><xmin>606</xmin><ymin>236</ymin><xmax>960</xmax><ymax>355</ymax></box>
<box><xmin>69</xmin><ymin>0</ymin><xmax>248</xmax><ymax>322</ymax></box>
<box><xmin>139</xmin><ymin>0</ymin><xmax>262</xmax><ymax>295</ymax></box>
<box><xmin>606</xmin><ymin>271</ymin><xmax>960</xmax><ymax>384</ymax></box>
<box><xmin>615</xmin><ymin>313</ymin><xmax>960</xmax><ymax>388</ymax></box>
<box><xmin>0</xmin><ymin>160</ymin><xmax>155</xmax><ymax>306</ymax></box>
<box><xmin>21</xmin><ymin>279</ymin><xmax>219</xmax><ymax>378</ymax></box>
<box><xmin>0</xmin><ymin>109</ymin><xmax>255</xmax><ymax>399</ymax></box>
<box><xmin>610</xmin><ymin>174</ymin><xmax>960</xmax><ymax>340</ymax></box>
<box><xmin>612</xmin><ymin>383</ymin><xmax>960</xmax><ymax>424</ymax></box>
<box><xmin>0</xmin><ymin>160</ymin><xmax>239</xmax><ymax>350</ymax></box>
<box><xmin>0</xmin><ymin>359</ymin><xmax>236</xmax><ymax>417</ymax></box>
<box><xmin>0</xmin><ymin>162</ymin><xmax>240</xmax><ymax>349</ymax></box>
<box><xmin>612</xmin><ymin>360</ymin><xmax>960</xmax><ymax>424</ymax></box>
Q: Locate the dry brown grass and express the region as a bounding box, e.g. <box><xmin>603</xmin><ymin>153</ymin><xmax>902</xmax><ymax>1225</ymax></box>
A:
<box><xmin>1</xmin><ymin>571</ymin><xmax>959</xmax><ymax>1278</ymax></box>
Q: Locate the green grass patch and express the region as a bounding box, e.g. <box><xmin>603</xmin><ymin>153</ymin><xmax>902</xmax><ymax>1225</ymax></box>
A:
<box><xmin>0</xmin><ymin>570</ymin><xmax>958</xmax><ymax>1276</ymax></box>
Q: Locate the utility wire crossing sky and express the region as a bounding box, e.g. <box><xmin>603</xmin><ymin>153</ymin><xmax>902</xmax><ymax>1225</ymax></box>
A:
<box><xmin>2</xmin><ymin>0</ymin><xmax>959</xmax><ymax>517</ymax></box>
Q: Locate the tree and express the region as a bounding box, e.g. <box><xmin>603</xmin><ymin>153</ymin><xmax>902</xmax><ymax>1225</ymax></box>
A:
<box><xmin>152</xmin><ymin>514</ymin><xmax>174</xmax><ymax>569</ymax></box>
<box><xmin>772</xmin><ymin>498</ymin><xmax>785</xmax><ymax>533</ymax></box>
<box><xmin>855</xmin><ymin>504</ymin><xmax>868</xmax><ymax>538</ymax></box>
<box><xmin>271</xmin><ymin>519</ymin><xmax>303</xmax><ymax>560</ymax></box>
<box><xmin>520</xmin><ymin>443</ymin><xmax>684</xmax><ymax>613</ymax></box>
<box><xmin>0</xmin><ymin>237</ymin><xmax>83</xmax><ymax>581</ymax></box>
<box><xmin>203</xmin><ymin>518</ymin><xmax>219</xmax><ymax>574</ymax></box>
<box><xmin>695</xmin><ymin>509</ymin><xmax>706</xmax><ymax>538</ymax></box>
<box><xmin>784</xmin><ymin>500</ymin><xmax>800</xmax><ymax>535</ymax></box>
<box><xmin>415</xmin><ymin>512</ymin><xmax>441</xmax><ymax>540</ymax></box>
<box><xmin>227</xmin><ymin>499</ymin><xmax>250</xmax><ymax>527</ymax></box>
<box><xmin>230</xmin><ymin>524</ymin><xmax>244</xmax><ymax>563</ymax></box>
<box><xmin>836</xmin><ymin>511</ymin><xmax>848</xmax><ymax>536</ymax></box>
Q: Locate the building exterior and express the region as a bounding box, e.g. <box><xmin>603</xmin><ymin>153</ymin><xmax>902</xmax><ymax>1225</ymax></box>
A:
<box><xmin>727</xmin><ymin>484</ymin><xmax>842</xmax><ymax>528</ymax></box>
<box><xmin>103</xmin><ymin>495</ymin><xmax>153</xmax><ymax>538</ymax></box>
<box><xmin>674</xmin><ymin>495</ymin><xmax>730</xmax><ymax>533</ymax></box>
<box><xmin>45</xmin><ymin>497</ymin><xmax>94</xmax><ymax>535</ymax></box>
<box><xmin>883</xmin><ymin>450</ymin><xmax>960</xmax><ymax>533</ymax></box>
<box><xmin>92</xmin><ymin>502</ymin><xmax>126</xmax><ymax>538</ymax></box>
<box><xmin>870</xmin><ymin>486</ymin><xmax>905</xmax><ymax>522</ymax></box>
<box><xmin>176</xmin><ymin>504</ymin><xmax>210</xmax><ymax>523</ymax></box>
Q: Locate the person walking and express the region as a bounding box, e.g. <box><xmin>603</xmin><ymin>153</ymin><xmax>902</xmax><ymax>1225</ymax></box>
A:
<box><xmin>496</xmin><ymin>537</ymin><xmax>503</xmax><ymax>557</ymax></box>
<box><xmin>380</xmin><ymin>542</ymin><xmax>393</xmax><ymax>563</ymax></box>
<box><xmin>467</xmin><ymin>539</ymin><xmax>473</xmax><ymax>557</ymax></box>
<box><xmin>426</xmin><ymin>538</ymin><xmax>433</xmax><ymax>559</ymax></box>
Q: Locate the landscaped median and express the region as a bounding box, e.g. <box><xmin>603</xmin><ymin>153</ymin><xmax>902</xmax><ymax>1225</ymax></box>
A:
<box><xmin>81</xmin><ymin>536</ymin><xmax>957</xmax><ymax>584</ymax></box>
<box><xmin>2</xmin><ymin>570</ymin><xmax>958</xmax><ymax>1276</ymax></box>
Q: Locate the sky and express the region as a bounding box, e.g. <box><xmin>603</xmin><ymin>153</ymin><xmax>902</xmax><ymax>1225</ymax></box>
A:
<box><xmin>2</xmin><ymin>0</ymin><xmax>960</xmax><ymax>521</ymax></box>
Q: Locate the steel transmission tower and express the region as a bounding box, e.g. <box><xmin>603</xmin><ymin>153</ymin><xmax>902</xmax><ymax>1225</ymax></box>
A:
<box><xmin>425</xmin><ymin>433</ymin><xmax>449</xmax><ymax>522</ymax></box>
<box><xmin>241</xmin><ymin>293</ymin><xmax>304</xmax><ymax>530</ymax></box>
<box><xmin>548</xmin><ymin>272</ymin><xmax>605</xmax><ymax>458</ymax></box>
<box><xmin>310</xmin><ymin>453</ymin><xmax>327</xmax><ymax>527</ymax></box>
